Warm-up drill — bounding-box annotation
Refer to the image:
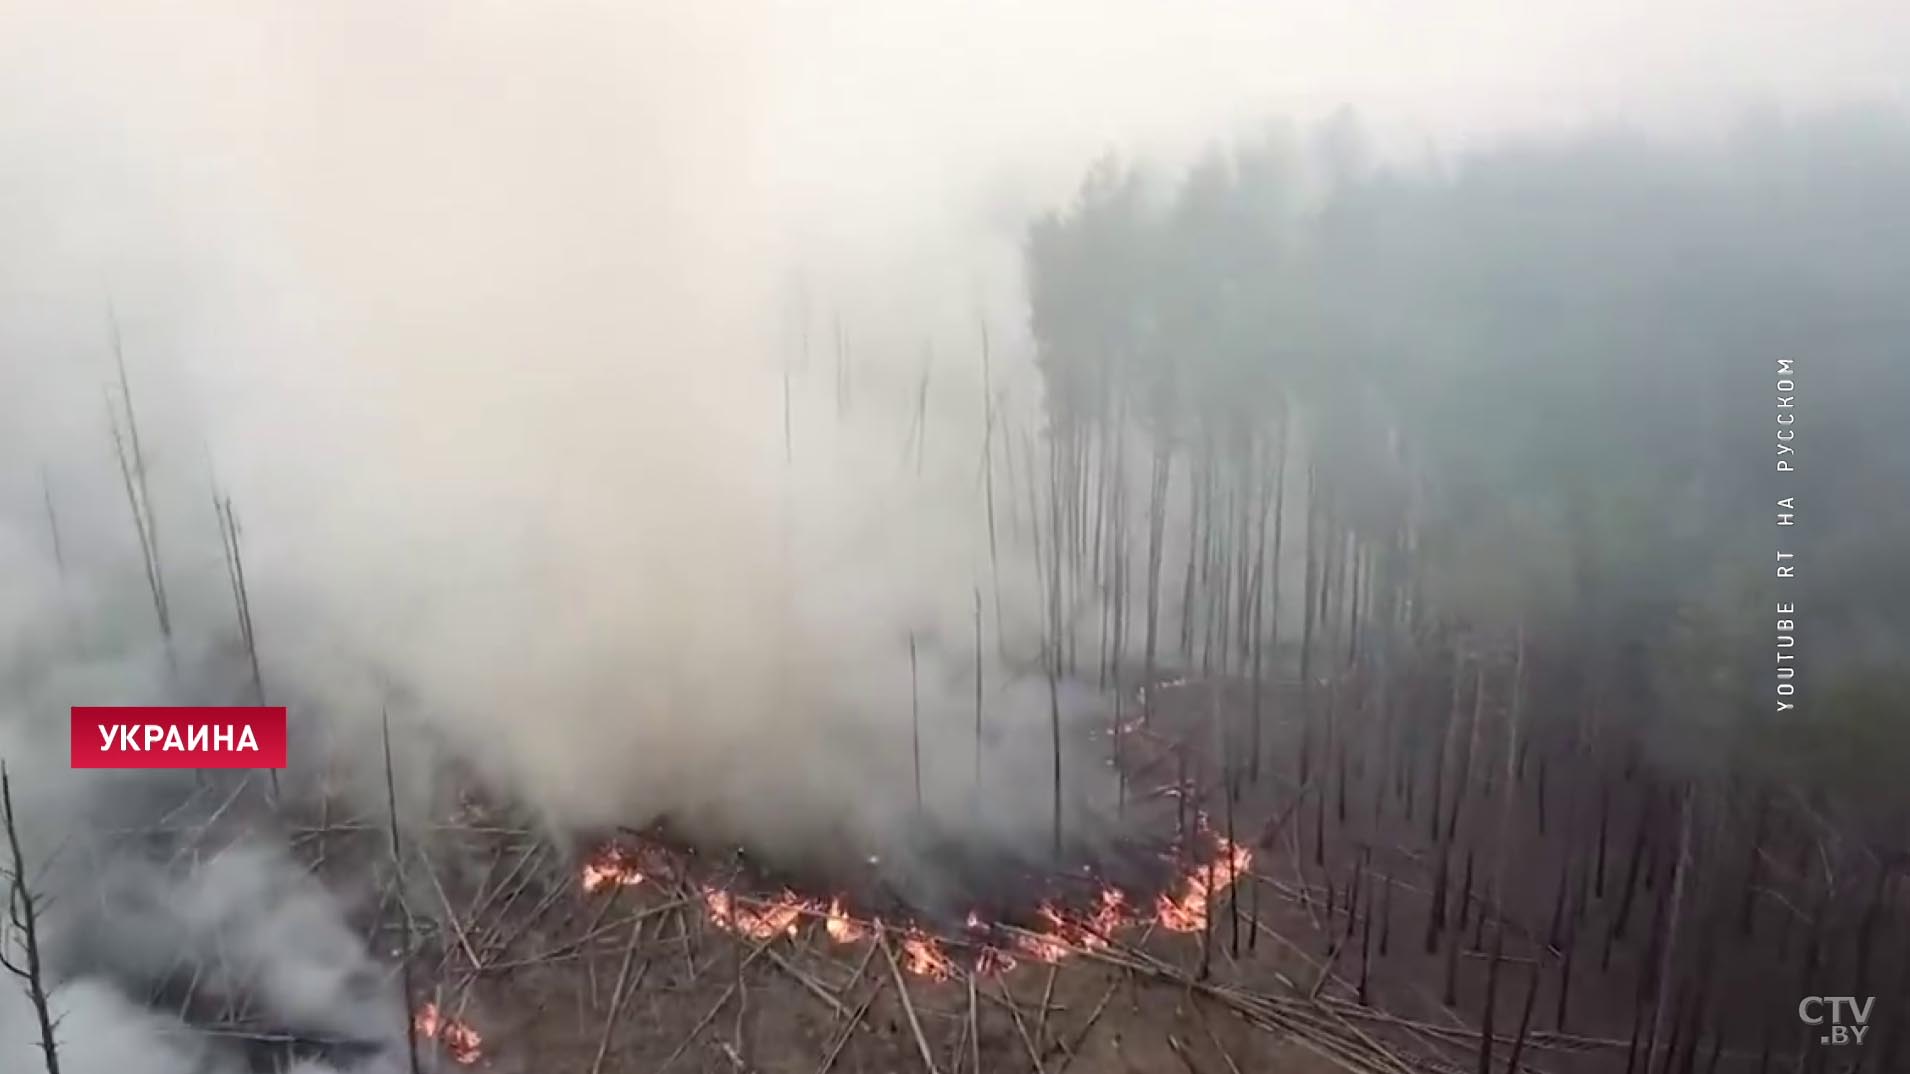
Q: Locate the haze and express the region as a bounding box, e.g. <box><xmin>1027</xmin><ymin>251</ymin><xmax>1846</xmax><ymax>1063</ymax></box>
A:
<box><xmin>2</xmin><ymin>3</ymin><xmax>1908</xmax><ymax>1071</ymax></box>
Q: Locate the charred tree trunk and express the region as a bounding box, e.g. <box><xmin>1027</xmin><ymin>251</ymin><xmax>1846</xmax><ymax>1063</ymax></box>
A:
<box><xmin>1142</xmin><ymin>439</ymin><xmax>1172</xmax><ymax>724</ymax></box>
<box><xmin>1298</xmin><ymin>463</ymin><xmax>1319</xmax><ymax>784</ymax></box>
<box><xmin>1</xmin><ymin>763</ymin><xmax>61</xmax><ymax>1074</ymax></box>
<box><xmin>1425</xmin><ymin>648</ymin><xmax>1466</xmax><ymax>955</ymax></box>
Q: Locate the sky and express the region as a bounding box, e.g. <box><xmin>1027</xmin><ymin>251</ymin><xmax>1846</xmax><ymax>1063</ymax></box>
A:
<box><xmin>748</xmin><ymin>0</ymin><xmax>1910</xmax><ymax>237</ymax></box>
<box><xmin>5</xmin><ymin>1</ymin><xmax>1907</xmax><ymax>328</ymax></box>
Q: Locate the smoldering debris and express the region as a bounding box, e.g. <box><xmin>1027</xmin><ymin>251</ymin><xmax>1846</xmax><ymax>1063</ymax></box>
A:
<box><xmin>0</xmin><ymin>833</ymin><xmax>416</xmax><ymax>1074</ymax></box>
<box><xmin>54</xmin><ymin>845</ymin><xmax>403</xmax><ymax>1054</ymax></box>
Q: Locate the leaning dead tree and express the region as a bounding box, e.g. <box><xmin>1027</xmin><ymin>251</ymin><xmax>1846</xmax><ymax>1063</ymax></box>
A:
<box><xmin>1</xmin><ymin>762</ymin><xmax>62</xmax><ymax>1074</ymax></box>
<box><xmin>107</xmin><ymin>311</ymin><xmax>171</xmax><ymax>647</ymax></box>
<box><xmin>381</xmin><ymin>711</ymin><xmax>424</xmax><ymax>1074</ymax></box>
<box><xmin>214</xmin><ymin>494</ymin><xmax>266</xmax><ymax>705</ymax></box>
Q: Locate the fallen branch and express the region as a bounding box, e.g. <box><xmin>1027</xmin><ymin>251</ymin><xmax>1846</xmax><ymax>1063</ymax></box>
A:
<box><xmin>656</xmin><ymin>932</ymin><xmax>781</xmax><ymax>1074</ymax></box>
<box><xmin>587</xmin><ymin>912</ymin><xmax>650</xmax><ymax>1074</ymax></box>
<box><xmin>813</xmin><ymin>977</ymin><xmax>883</xmax><ymax>1074</ymax></box>
<box><xmin>881</xmin><ymin>930</ymin><xmax>942</xmax><ymax>1074</ymax></box>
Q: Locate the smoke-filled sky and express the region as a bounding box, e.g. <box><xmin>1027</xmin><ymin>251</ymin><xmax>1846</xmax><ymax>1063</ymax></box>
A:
<box><xmin>2</xmin><ymin>2</ymin><xmax>1907</xmax><ymax>1071</ymax></box>
<box><xmin>10</xmin><ymin>1</ymin><xmax>1906</xmax><ymax>303</ymax></box>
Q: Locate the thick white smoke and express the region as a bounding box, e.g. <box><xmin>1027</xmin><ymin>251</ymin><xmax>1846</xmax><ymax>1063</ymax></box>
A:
<box><xmin>0</xmin><ymin>0</ymin><xmax>1106</xmax><ymax>849</ymax></box>
<box><xmin>16</xmin><ymin>2</ymin><xmax>1893</xmax><ymax>1068</ymax></box>
<box><xmin>0</xmin><ymin>5</ymin><xmax>1120</xmax><ymax>1068</ymax></box>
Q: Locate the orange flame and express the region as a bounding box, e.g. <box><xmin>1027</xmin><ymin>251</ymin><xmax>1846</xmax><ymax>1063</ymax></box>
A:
<box><xmin>1012</xmin><ymin>925</ymin><xmax>1072</xmax><ymax>964</ymax></box>
<box><xmin>1155</xmin><ymin>819</ymin><xmax>1253</xmax><ymax>933</ymax></box>
<box><xmin>581</xmin><ymin>846</ymin><xmax>647</xmax><ymax>893</ymax></box>
<box><xmin>898</xmin><ymin>926</ymin><xmax>957</xmax><ymax>980</ymax></box>
<box><xmin>703</xmin><ymin>888</ymin><xmax>812</xmax><ymax>941</ymax></box>
<box><xmin>413</xmin><ymin>1002</ymin><xmax>483</xmax><ymax>1065</ymax></box>
<box><xmin>1087</xmin><ymin>888</ymin><xmax>1130</xmax><ymax>939</ymax></box>
<box><xmin>826</xmin><ymin>898</ymin><xmax>868</xmax><ymax>943</ymax></box>
<box><xmin>576</xmin><ymin>812</ymin><xmax>1252</xmax><ymax>979</ymax></box>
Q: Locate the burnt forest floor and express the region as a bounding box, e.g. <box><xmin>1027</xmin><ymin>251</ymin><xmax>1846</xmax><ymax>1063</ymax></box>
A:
<box><xmin>250</xmin><ymin>670</ymin><xmax>1833</xmax><ymax>1074</ymax></box>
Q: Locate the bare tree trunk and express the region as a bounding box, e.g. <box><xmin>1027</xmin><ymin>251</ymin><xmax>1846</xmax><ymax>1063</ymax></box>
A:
<box><xmin>1178</xmin><ymin>441</ymin><xmax>1204</xmax><ymax>660</ymax></box>
<box><xmin>1142</xmin><ymin>439</ymin><xmax>1172</xmax><ymax>723</ymax></box>
<box><xmin>1488</xmin><ymin>625</ymin><xmax>1527</xmax><ymax>928</ymax></box>
<box><xmin>1298</xmin><ymin>463</ymin><xmax>1318</xmax><ymax>784</ymax></box>
<box><xmin>1023</xmin><ymin>428</ymin><xmax>1048</xmax><ymax>631</ymax></box>
<box><xmin>1</xmin><ymin>763</ymin><xmax>61</xmax><ymax>1074</ymax></box>
<box><xmin>978</xmin><ymin>325</ymin><xmax>1006</xmax><ymax>660</ymax></box>
<box><xmin>1606</xmin><ymin>785</ymin><xmax>1657</xmax><ymax>967</ymax></box>
<box><xmin>215</xmin><ymin>497</ymin><xmax>266</xmax><ymax>705</ymax></box>
<box><xmin>39</xmin><ymin>466</ymin><xmax>65</xmax><ymax>580</ymax></box>
<box><xmin>110</xmin><ymin>407</ymin><xmax>169</xmax><ymax>640</ymax></box>
<box><xmin>381</xmin><ymin>711</ymin><xmax>425</xmax><ymax>1074</ymax></box>
<box><xmin>1090</xmin><ymin>420</ymin><xmax>1112</xmax><ymax>652</ymax></box>
<box><xmin>112</xmin><ymin>312</ymin><xmax>172</xmax><ymax>641</ymax></box>
<box><xmin>215</xmin><ymin>495</ymin><xmax>274</xmax><ymax>802</ymax></box>
<box><xmin>911</xmin><ymin>347</ymin><xmax>934</xmax><ymax>475</ymax></box>
<box><xmin>1345</xmin><ymin>539</ymin><xmax>1363</xmax><ymax>670</ymax></box>
<box><xmin>1448</xmin><ymin>662</ymin><xmax>1487</xmax><ymax>843</ymax></box>
<box><xmin>910</xmin><ymin>632</ymin><xmax>922</xmax><ymax>813</ymax></box>
<box><xmin>1104</xmin><ymin>414</ymin><xmax>1131</xmax><ymax>688</ymax></box>
<box><xmin>973</xmin><ymin>589</ymin><xmax>984</xmax><ymax>799</ymax></box>
<box><xmin>1047</xmin><ymin>443</ymin><xmax>1066</xmax><ymax>857</ymax></box>
<box><xmin>1257</xmin><ymin>409</ymin><xmax>1288</xmax><ymax>780</ymax></box>
<box><xmin>1646</xmin><ymin>786</ymin><xmax>1696</xmax><ymax>1074</ymax></box>
<box><xmin>1425</xmin><ymin>648</ymin><xmax>1466</xmax><ymax>954</ymax></box>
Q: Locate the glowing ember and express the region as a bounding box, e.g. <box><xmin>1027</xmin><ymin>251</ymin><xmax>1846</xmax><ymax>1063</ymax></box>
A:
<box><xmin>827</xmin><ymin>898</ymin><xmax>869</xmax><ymax>943</ymax></box>
<box><xmin>414</xmin><ymin>1002</ymin><xmax>483</xmax><ymax>1065</ymax></box>
<box><xmin>974</xmin><ymin>945</ymin><xmax>1019</xmax><ymax>975</ymax></box>
<box><xmin>1012</xmin><ymin>925</ymin><xmax>1072</xmax><ymax>964</ymax></box>
<box><xmin>898</xmin><ymin>926</ymin><xmax>957</xmax><ymax>980</ymax></box>
<box><xmin>1087</xmin><ymin>888</ymin><xmax>1130</xmax><ymax>939</ymax></box>
<box><xmin>703</xmin><ymin>888</ymin><xmax>812</xmax><ymax>940</ymax></box>
<box><xmin>581</xmin><ymin>846</ymin><xmax>647</xmax><ymax>893</ymax></box>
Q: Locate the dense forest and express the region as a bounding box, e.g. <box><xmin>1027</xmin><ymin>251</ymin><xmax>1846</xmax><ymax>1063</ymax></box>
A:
<box><xmin>1025</xmin><ymin>105</ymin><xmax>1910</xmax><ymax>822</ymax></box>
<box><xmin>1017</xmin><ymin>106</ymin><xmax>1910</xmax><ymax>1068</ymax></box>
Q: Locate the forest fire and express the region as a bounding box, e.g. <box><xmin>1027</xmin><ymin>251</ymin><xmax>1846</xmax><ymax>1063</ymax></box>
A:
<box><xmin>414</xmin><ymin>1002</ymin><xmax>483</xmax><ymax>1065</ymax></box>
<box><xmin>580</xmin><ymin>845</ymin><xmax>647</xmax><ymax>893</ymax></box>
<box><xmin>896</xmin><ymin>925</ymin><xmax>960</xmax><ymax>979</ymax></box>
<box><xmin>1154</xmin><ymin>827</ymin><xmax>1254</xmax><ymax>933</ymax></box>
<box><xmin>825</xmin><ymin>897</ymin><xmax>867</xmax><ymax>943</ymax></box>
<box><xmin>574</xmin><ymin>813</ymin><xmax>1252</xmax><ymax>980</ymax></box>
<box><xmin>703</xmin><ymin>888</ymin><xmax>809</xmax><ymax>940</ymax></box>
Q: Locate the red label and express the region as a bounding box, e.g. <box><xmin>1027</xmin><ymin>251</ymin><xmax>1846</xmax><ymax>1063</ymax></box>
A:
<box><xmin>70</xmin><ymin>707</ymin><xmax>288</xmax><ymax>769</ymax></box>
